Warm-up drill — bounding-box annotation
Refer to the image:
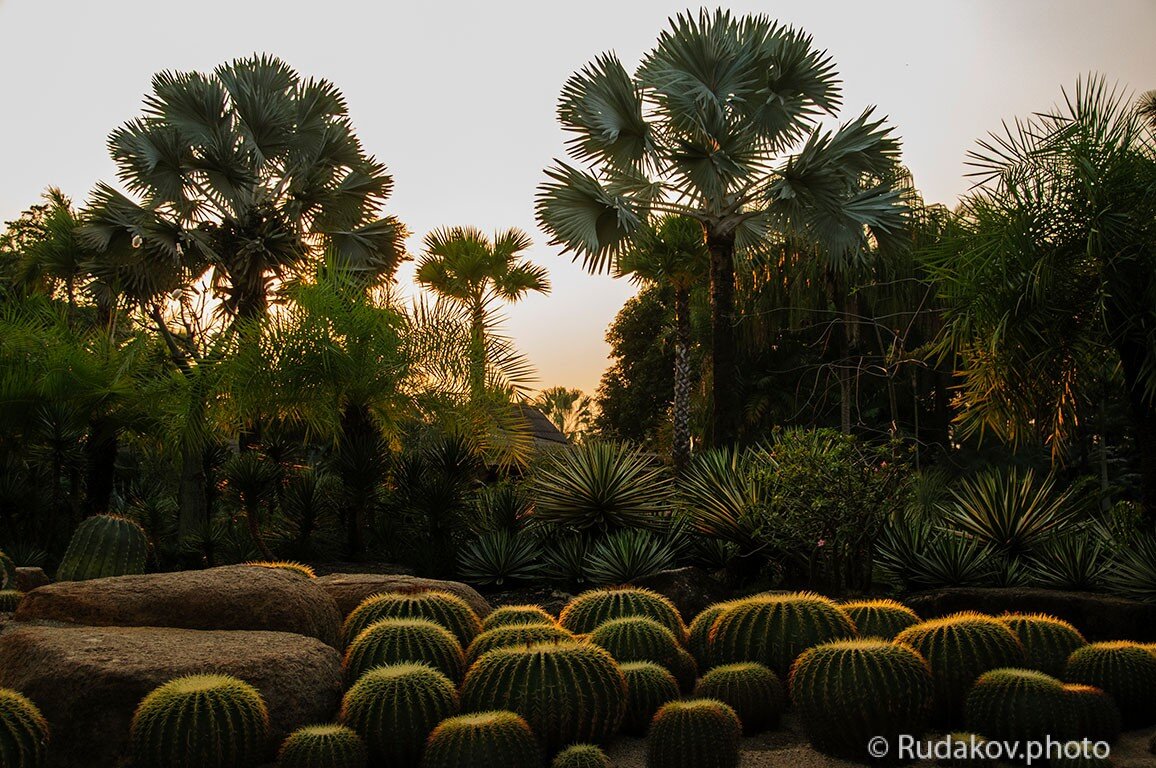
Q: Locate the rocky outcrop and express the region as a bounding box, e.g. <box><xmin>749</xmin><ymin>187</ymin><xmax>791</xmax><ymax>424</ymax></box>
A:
<box><xmin>314</xmin><ymin>573</ymin><xmax>492</xmax><ymax>617</ymax></box>
<box><xmin>14</xmin><ymin>567</ymin><xmax>49</xmax><ymax>592</ymax></box>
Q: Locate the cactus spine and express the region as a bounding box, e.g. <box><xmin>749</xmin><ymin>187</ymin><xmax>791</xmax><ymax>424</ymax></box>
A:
<box><xmin>694</xmin><ymin>662</ymin><xmax>784</xmax><ymax>735</ymax></box>
<box><xmin>964</xmin><ymin>668</ymin><xmax>1074</xmax><ymax>746</ymax></box>
<box><xmin>276</xmin><ymin>724</ymin><xmax>367</xmax><ymax>768</ymax></box>
<box><xmin>1063</xmin><ymin>684</ymin><xmax>1121</xmax><ymax>743</ymax></box>
<box><xmin>0</xmin><ymin>688</ymin><xmax>49</xmax><ymax>768</ymax></box>
<box><xmin>552</xmin><ymin>744</ymin><xmax>613</xmax><ymax>768</ymax></box>
<box><xmin>344</xmin><ymin>618</ymin><xmax>465</xmax><ymax>686</ymax></box>
<box><xmin>842</xmin><ymin>599</ymin><xmax>921</xmax><ymax>640</ymax></box>
<box><xmin>465</xmin><ymin>624</ymin><xmax>574</xmax><ymax>665</ymax></box>
<box><xmin>56</xmin><ymin>514</ymin><xmax>149</xmax><ymax>581</ymax></box>
<box><xmin>645</xmin><ymin>699</ymin><xmax>741</xmax><ymax>768</ymax></box>
<box><xmin>244</xmin><ymin>560</ymin><xmax>317</xmax><ymax>578</ymax></box>
<box><xmin>998</xmin><ymin>613</ymin><xmax>1087</xmax><ymax>677</ymax></box>
<box><xmin>482</xmin><ymin>604</ymin><xmax>557</xmax><ymax>630</ymax></box>
<box><xmin>130</xmin><ymin>674</ymin><xmax>270</xmax><ymax>768</ymax></box>
<box><xmin>420</xmin><ymin>710</ymin><xmax>541</xmax><ymax>768</ymax></box>
<box><xmin>341</xmin><ymin>591</ymin><xmax>482</xmax><ymax>647</ymax></box>
<box><xmin>340</xmin><ymin>663</ymin><xmax>458</xmax><ymax>767</ymax></box>
<box><xmin>559</xmin><ymin>588</ymin><xmax>686</xmax><ymax>640</ymax></box>
<box><xmin>1063</xmin><ymin>641</ymin><xmax>1156</xmax><ymax>728</ymax></box>
<box><xmin>620</xmin><ymin>662</ymin><xmax>681</xmax><ymax>736</ymax></box>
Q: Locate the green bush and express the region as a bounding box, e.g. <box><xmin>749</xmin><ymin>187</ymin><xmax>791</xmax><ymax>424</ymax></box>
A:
<box><xmin>998</xmin><ymin>614</ymin><xmax>1086</xmax><ymax>677</ymax></box>
<box><xmin>620</xmin><ymin>662</ymin><xmax>680</xmax><ymax>736</ymax></box>
<box><xmin>645</xmin><ymin>699</ymin><xmax>741</xmax><ymax>768</ymax></box>
<box><xmin>461</xmin><ymin>641</ymin><xmax>626</xmax><ymax>753</ymax></box>
<box><xmin>457</xmin><ymin>531</ymin><xmax>543</xmax><ymax>587</ymax></box>
<box><xmin>56</xmin><ymin>514</ymin><xmax>149</xmax><ymax>581</ymax></box>
<box><xmin>130</xmin><ymin>674</ymin><xmax>270</xmax><ymax>768</ymax></box>
<box><xmin>0</xmin><ymin>590</ymin><xmax>23</xmax><ymax>612</ymax></box>
<box><xmin>343</xmin><ymin>618</ymin><xmax>465</xmax><ymax>686</ymax></box>
<box><xmin>482</xmin><ymin>604</ymin><xmax>557</xmax><ymax>631</ymax></box>
<box><xmin>694</xmin><ymin>662</ymin><xmax>784</xmax><ymax>734</ymax></box>
<box><xmin>551</xmin><ymin>744</ymin><xmax>613</xmax><ymax>768</ymax></box>
<box><xmin>340</xmin><ymin>663</ymin><xmax>458</xmax><ymax>767</ymax></box>
<box><xmin>1063</xmin><ymin>641</ymin><xmax>1156</xmax><ymax>728</ymax></box>
<box><xmin>465</xmin><ymin>624</ymin><xmax>574</xmax><ymax>665</ymax></box>
<box><xmin>276</xmin><ymin>724</ymin><xmax>366</xmax><ymax>768</ymax></box>
<box><xmin>532</xmin><ymin>442</ymin><xmax>670</xmax><ymax>531</ymax></box>
<box><xmin>559</xmin><ymin>587</ymin><xmax>685</xmax><ymax>641</ymax></box>
<box><xmin>1063</xmin><ymin>684</ymin><xmax>1121</xmax><ymax>743</ymax></box>
<box><xmin>341</xmin><ymin>591</ymin><xmax>482</xmax><ymax>647</ymax></box>
<box><xmin>588</xmin><ymin>616</ymin><xmax>682</xmax><ymax>671</ymax></box>
<box><xmin>789</xmin><ymin>639</ymin><xmax>934</xmax><ymax>763</ymax></box>
<box><xmin>841</xmin><ymin>599</ymin><xmax>921</xmax><ymax>640</ymax></box>
<box><xmin>964</xmin><ymin>668</ymin><xmax>1073</xmax><ymax>746</ymax></box>
<box><xmin>0</xmin><ymin>688</ymin><xmax>49</xmax><ymax>768</ymax></box>
<box><xmin>420</xmin><ymin>711</ymin><xmax>541</xmax><ymax>768</ymax></box>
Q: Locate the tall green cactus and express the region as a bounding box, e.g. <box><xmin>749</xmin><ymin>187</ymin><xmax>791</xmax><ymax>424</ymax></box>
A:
<box><xmin>588</xmin><ymin>616</ymin><xmax>683</xmax><ymax>672</ymax></box>
<box><xmin>0</xmin><ymin>550</ymin><xmax>15</xmax><ymax>591</ymax></box>
<box><xmin>340</xmin><ymin>663</ymin><xmax>458</xmax><ymax>767</ymax></box>
<box><xmin>343</xmin><ymin>618</ymin><xmax>465</xmax><ymax>686</ymax></box>
<box><xmin>0</xmin><ymin>590</ymin><xmax>23</xmax><ymax>612</ymax></box>
<box><xmin>1063</xmin><ymin>641</ymin><xmax>1156</xmax><ymax>729</ymax></box>
<box><xmin>277</xmin><ymin>724</ymin><xmax>367</xmax><ymax>768</ymax></box>
<box><xmin>707</xmin><ymin>592</ymin><xmax>858</xmax><ymax>678</ymax></box>
<box><xmin>420</xmin><ymin>711</ymin><xmax>541</xmax><ymax>768</ymax></box>
<box><xmin>964</xmin><ymin>668</ymin><xmax>1074</xmax><ymax>746</ymax></box>
<box><xmin>552</xmin><ymin>744</ymin><xmax>613</xmax><ymax>768</ymax></box>
<box><xmin>465</xmin><ymin>624</ymin><xmax>574</xmax><ymax>665</ymax></box>
<box><xmin>341</xmin><ymin>590</ymin><xmax>482</xmax><ymax>647</ymax></box>
<box><xmin>645</xmin><ymin>699</ymin><xmax>741</xmax><ymax>768</ymax></box>
<box><xmin>482</xmin><ymin>604</ymin><xmax>557</xmax><ymax>631</ymax></box>
<box><xmin>461</xmin><ymin>640</ymin><xmax>626</xmax><ymax>753</ymax></box>
<box><xmin>1063</xmin><ymin>684</ymin><xmax>1121</xmax><ymax>744</ymax></box>
<box><xmin>894</xmin><ymin>612</ymin><xmax>1025</xmax><ymax>726</ymax></box>
<box><xmin>694</xmin><ymin>662</ymin><xmax>784</xmax><ymax>735</ymax></box>
<box><xmin>841</xmin><ymin>599</ymin><xmax>920</xmax><ymax>640</ymax></box>
<box><xmin>56</xmin><ymin>514</ymin><xmax>149</xmax><ymax>581</ymax></box>
<box><xmin>998</xmin><ymin>613</ymin><xmax>1086</xmax><ymax>677</ymax></box>
<box><xmin>0</xmin><ymin>688</ymin><xmax>49</xmax><ymax>768</ymax></box>
<box><xmin>620</xmin><ymin>662</ymin><xmax>680</xmax><ymax>736</ymax></box>
<box><xmin>789</xmin><ymin>638</ymin><xmax>934</xmax><ymax>763</ymax></box>
<box><xmin>130</xmin><ymin>674</ymin><xmax>270</xmax><ymax>768</ymax></box>
<box><xmin>559</xmin><ymin>588</ymin><xmax>686</xmax><ymax>641</ymax></box>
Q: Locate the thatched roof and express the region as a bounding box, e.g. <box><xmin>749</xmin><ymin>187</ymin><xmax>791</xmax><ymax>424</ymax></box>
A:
<box><xmin>516</xmin><ymin>404</ymin><xmax>568</xmax><ymax>446</ymax></box>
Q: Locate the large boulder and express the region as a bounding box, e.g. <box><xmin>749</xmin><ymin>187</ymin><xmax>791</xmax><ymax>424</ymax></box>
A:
<box><xmin>14</xmin><ymin>565</ymin><xmax>341</xmax><ymax>646</ymax></box>
<box><xmin>0</xmin><ymin>623</ymin><xmax>342</xmax><ymax>768</ymax></box>
<box><xmin>15</xmin><ymin>567</ymin><xmax>50</xmax><ymax>592</ymax></box>
<box><xmin>629</xmin><ymin>566</ymin><xmax>732</xmax><ymax>620</ymax></box>
<box><xmin>315</xmin><ymin>573</ymin><xmax>492</xmax><ymax>617</ymax></box>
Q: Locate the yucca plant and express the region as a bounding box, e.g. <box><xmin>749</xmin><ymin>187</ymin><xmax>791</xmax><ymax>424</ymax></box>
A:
<box><xmin>907</xmin><ymin>532</ymin><xmax>994</xmax><ymax>588</ymax></box>
<box><xmin>482</xmin><ymin>604</ymin><xmax>557</xmax><ymax>631</ymax></box>
<box><xmin>676</xmin><ymin>447</ymin><xmax>766</xmax><ymax>547</ymax></box>
<box><xmin>1028</xmin><ymin>533</ymin><xmax>1108</xmax><ymax>591</ymax></box>
<box><xmin>541</xmin><ymin>534</ymin><xmax>592</xmax><ymax>589</ymax></box>
<box><xmin>469</xmin><ymin>483</ymin><xmax>535</xmax><ymax>534</ymax></box>
<box><xmin>1102</xmin><ymin>533</ymin><xmax>1156</xmax><ymax>602</ymax></box>
<box><xmin>420</xmin><ymin>711</ymin><xmax>541</xmax><ymax>768</ymax></box>
<box><xmin>874</xmin><ymin>513</ymin><xmax>938</xmax><ymax>588</ymax></box>
<box><xmin>620</xmin><ymin>662</ymin><xmax>681</xmax><ymax>736</ymax></box>
<box><xmin>585</xmin><ymin>529</ymin><xmax>677</xmax><ymax>586</ymax></box>
<box><xmin>646</xmin><ymin>699</ymin><xmax>741</xmax><ymax>768</ymax></box>
<box><xmin>457</xmin><ymin>531</ymin><xmax>542</xmax><ymax>587</ymax></box>
<box><xmin>0</xmin><ymin>687</ymin><xmax>49</xmax><ymax>768</ymax></box>
<box><xmin>276</xmin><ymin>724</ymin><xmax>367</xmax><ymax>768</ymax></box>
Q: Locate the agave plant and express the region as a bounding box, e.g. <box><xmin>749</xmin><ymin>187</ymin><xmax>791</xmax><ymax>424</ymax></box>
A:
<box><xmin>469</xmin><ymin>482</ymin><xmax>534</xmax><ymax>535</ymax></box>
<box><xmin>1102</xmin><ymin>534</ymin><xmax>1156</xmax><ymax>602</ymax></box>
<box><xmin>541</xmin><ymin>533</ymin><xmax>591</xmax><ymax>589</ymax></box>
<box><xmin>874</xmin><ymin>512</ymin><xmax>938</xmax><ymax>587</ymax></box>
<box><xmin>457</xmin><ymin>530</ymin><xmax>543</xmax><ymax>587</ymax></box>
<box><xmin>907</xmin><ymin>532</ymin><xmax>994</xmax><ymax>588</ymax></box>
<box><xmin>1028</xmin><ymin>532</ymin><xmax>1107</xmax><ymax>591</ymax></box>
<box><xmin>676</xmin><ymin>447</ymin><xmax>768</xmax><ymax>546</ymax></box>
<box><xmin>585</xmin><ymin>529</ymin><xmax>677</xmax><ymax>586</ymax></box>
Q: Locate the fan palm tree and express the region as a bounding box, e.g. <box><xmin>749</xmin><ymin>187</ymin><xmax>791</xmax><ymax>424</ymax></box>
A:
<box><xmin>536</xmin><ymin>9</ymin><xmax>906</xmax><ymax>446</ymax></box>
<box><xmin>416</xmin><ymin>227</ymin><xmax>549</xmax><ymax>398</ymax></box>
<box><xmin>534</xmin><ymin>386</ymin><xmax>595</xmax><ymax>442</ymax></box>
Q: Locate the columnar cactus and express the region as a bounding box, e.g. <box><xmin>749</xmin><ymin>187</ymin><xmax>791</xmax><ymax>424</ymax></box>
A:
<box><xmin>842</xmin><ymin>599</ymin><xmax>921</xmax><ymax>640</ymax></box>
<box><xmin>998</xmin><ymin>614</ymin><xmax>1087</xmax><ymax>677</ymax></box>
<box><xmin>461</xmin><ymin>641</ymin><xmax>626</xmax><ymax>753</ymax></box>
<box><xmin>341</xmin><ymin>591</ymin><xmax>482</xmax><ymax>647</ymax></box>
<box><xmin>482</xmin><ymin>605</ymin><xmax>557</xmax><ymax>631</ymax></box>
<box><xmin>1063</xmin><ymin>641</ymin><xmax>1156</xmax><ymax>728</ymax></box>
<box><xmin>0</xmin><ymin>551</ymin><xmax>15</xmax><ymax>590</ymax></box>
<box><xmin>130</xmin><ymin>674</ymin><xmax>270</xmax><ymax>768</ymax></box>
<box><xmin>465</xmin><ymin>624</ymin><xmax>574</xmax><ymax>665</ymax></box>
<box><xmin>964</xmin><ymin>668</ymin><xmax>1074</xmax><ymax>746</ymax></box>
<box><xmin>0</xmin><ymin>688</ymin><xmax>49</xmax><ymax>768</ymax></box>
<box><xmin>340</xmin><ymin>663</ymin><xmax>458</xmax><ymax>767</ymax></box>
<box><xmin>893</xmin><ymin>612</ymin><xmax>1025</xmax><ymax>726</ymax></box>
<box><xmin>420</xmin><ymin>711</ymin><xmax>541</xmax><ymax>768</ymax></box>
<box><xmin>694</xmin><ymin>662</ymin><xmax>784</xmax><ymax>734</ymax></box>
<box><xmin>559</xmin><ymin>588</ymin><xmax>686</xmax><ymax>641</ymax></box>
<box><xmin>620</xmin><ymin>662</ymin><xmax>681</xmax><ymax>736</ymax></box>
<box><xmin>707</xmin><ymin>592</ymin><xmax>858</xmax><ymax>678</ymax></box>
<box><xmin>1063</xmin><ymin>684</ymin><xmax>1121</xmax><ymax>743</ymax></box>
<box><xmin>343</xmin><ymin>618</ymin><xmax>465</xmax><ymax>686</ymax></box>
<box><xmin>789</xmin><ymin>638</ymin><xmax>934</xmax><ymax>762</ymax></box>
<box><xmin>244</xmin><ymin>560</ymin><xmax>317</xmax><ymax>578</ymax></box>
<box><xmin>552</xmin><ymin>744</ymin><xmax>613</xmax><ymax>768</ymax></box>
<box><xmin>588</xmin><ymin>616</ymin><xmax>683</xmax><ymax>671</ymax></box>
<box><xmin>0</xmin><ymin>590</ymin><xmax>23</xmax><ymax>612</ymax></box>
<box><xmin>645</xmin><ymin>699</ymin><xmax>741</xmax><ymax>768</ymax></box>
<box><xmin>276</xmin><ymin>724</ymin><xmax>367</xmax><ymax>768</ymax></box>
<box><xmin>56</xmin><ymin>514</ymin><xmax>149</xmax><ymax>581</ymax></box>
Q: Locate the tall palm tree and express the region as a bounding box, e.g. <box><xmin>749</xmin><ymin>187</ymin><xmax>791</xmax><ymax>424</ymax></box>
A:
<box><xmin>536</xmin><ymin>9</ymin><xmax>906</xmax><ymax>446</ymax></box>
<box><xmin>534</xmin><ymin>386</ymin><xmax>595</xmax><ymax>442</ymax></box>
<box><xmin>617</xmin><ymin>215</ymin><xmax>708</xmax><ymax>471</ymax></box>
<box><xmin>416</xmin><ymin>227</ymin><xmax>549</xmax><ymax>398</ymax></box>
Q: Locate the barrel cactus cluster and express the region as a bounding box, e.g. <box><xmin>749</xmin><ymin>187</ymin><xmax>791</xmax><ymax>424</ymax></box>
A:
<box><xmin>841</xmin><ymin>599</ymin><xmax>920</xmax><ymax>640</ymax></box>
<box><xmin>551</xmin><ymin>743</ymin><xmax>614</xmax><ymax>768</ymax></box>
<box><xmin>465</xmin><ymin>623</ymin><xmax>574</xmax><ymax>664</ymax></box>
<box><xmin>341</xmin><ymin>590</ymin><xmax>483</xmax><ymax>647</ymax></box>
<box><xmin>55</xmin><ymin>513</ymin><xmax>149</xmax><ymax>581</ymax></box>
<box><xmin>420</xmin><ymin>711</ymin><xmax>540</xmax><ymax>768</ymax></box>
<box><xmin>964</xmin><ymin>668</ymin><xmax>1074</xmax><ymax>745</ymax></box>
<box><xmin>998</xmin><ymin>613</ymin><xmax>1087</xmax><ymax>677</ymax></box>
<box><xmin>340</xmin><ymin>663</ymin><xmax>459</xmax><ymax>766</ymax></box>
<box><xmin>646</xmin><ymin>699</ymin><xmax>741</xmax><ymax>768</ymax></box>
<box><xmin>0</xmin><ymin>688</ymin><xmax>49</xmax><ymax>768</ymax></box>
<box><xmin>559</xmin><ymin>588</ymin><xmax>687</xmax><ymax>641</ymax></box>
<box><xmin>482</xmin><ymin>604</ymin><xmax>557</xmax><ymax>630</ymax></box>
<box><xmin>694</xmin><ymin>662</ymin><xmax>784</xmax><ymax>734</ymax></box>
<box><xmin>276</xmin><ymin>724</ymin><xmax>366</xmax><ymax>768</ymax></box>
<box><xmin>1063</xmin><ymin>640</ymin><xmax>1156</xmax><ymax>728</ymax></box>
<box><xmin>343</xmin><ymin>618</ymin><xmax>466</xmax><ymax>685</ymax></box>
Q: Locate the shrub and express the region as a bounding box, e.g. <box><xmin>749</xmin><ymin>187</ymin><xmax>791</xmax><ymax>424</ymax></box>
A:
<box><xmin>343</xmin><ymin>618</ymin><xmax>465</xmax><ymax>686</ymax></box>
<box><xmin>276</xmin><ymin>724</ymin><xmax>366</xmax><ymax>768</ymax></box>
<box><xmin>341</xmin><ymin>591</ymin><xmax>482</xmax><ymax>647</ymax></box>
<box><xmin>1063</xmin><ymin>641</ymin><xmax>1156</xmax><ymax>728</ymax></box>
<box><xmin>1063</xmin><ymin>684</ymin><xmax>1121</xmax><ymax>743</ymax></box>
<box><xmin>998</xmin><ymin>614</ymin><xmax>1086</xmax><ymax>677</ymax></box>
<box><xmin>243</xmin><ymin>560</ymin><xmax>316</xmax><ymax>578</ymax></box>
<box><xmin>532</xmin><ymin>442</ymin><xmax>670</xmax><ymax>531</ymax></box>
<box><xmin>620</xmin><ymin>662</ymin><xmax>680</xmax><ymax>736</ymax></box>
<box><xmin>340</xmin><ymin>663</ymin><xmax>458</xmax><ymax>767</ymax></box>
<box><xmin>0</xmin><ymin>688</ymin><xmax>49</xmax><ymax>768</ymax></box>
<box><xmin>842</xmin><ymin>599</ymin><xmax>920</xmax><ymax>640</ymax></box>
<box><xmin>559</xmin><ymin>587</ymin><xmax>686</xmax><ymax>641</ymax></box>
<box><xmin>461</xmin><ymin>641</ymin><xmax>626</xmax><ymax>753</ymax></box>
<box><xmin>584</xmin><ymin>529</ymin><xmax>677</xmax><ymax>586</ymax></box>
<box><xmin>457</xmin><ymin>531</ymin><xmax>542</xmax><ymax>587</ymax></box>
<box><xmin>482</xmin><ymin>604</ymin><xmax>557</xmax><ymax>631</ymax></box>
<box><xmin>465</xmin><ymin>624</ymin><xmax>575</xmax><ymax>665</ymax></box>
<box><xmin>420</xmin><ymin>711</ymin><xmax>541</xmax><ymax>768</ymax></box>
<box><xmin>964</xmin><ymin>668</ymin><xmax>1073</xmax><ymax>746</ymax></box>
<box><xmin>694</xmin><ymin>662</ymin><xmax>784</xmax><ymax>734</ymax></box>
<box><xmin>894</xmin><ymin>612</ymin><xmax>1025</xmax><ymax>726</ymax></box>
<box><xmin>789</xmin><ymin>639</ymin><xmax>933</xmax><ymax>763</ymax></box>
<box><xmin>645</xmin><ymin>699</ymin><xmax>741</xmax><ymax>768</ymax></box>
<box><xmin>551</xmin><ymin>744</ymin><xmax>613</xmax><ymax>768</ymax></box>
<box><xmin>130</xmin><ymin>674</ymin><xmax>270</xmax><ymax>768</ymax></box>
<box><xmin>0</xmin><ymin>590</ymin><xmax>23</xmax><ymax>612</ymax></box>
<box><xmin>56</xmin><ymin>514</ymin><xmax>149</xmax><ymax>581</ymax></box>
<box><xmin>707</xmin><ymin>592</ymin><xmax>857</xmax><ymax>678</ymax></box>
<box><xmin>588</xmin><ymin>616</ymin><xmax>682</xmax><ymax>671</ymax></box>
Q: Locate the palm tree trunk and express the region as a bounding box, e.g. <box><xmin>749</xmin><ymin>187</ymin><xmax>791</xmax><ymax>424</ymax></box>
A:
<box><xmin>469</xmin><ymin>301</ymin><xmax>486</xmax><ymax>401</ymax></box>
<box><xmin>706</xmin><ymin>230</ymin><xmax>738</xmax><ymax>447</ymax></box>
<box><xmin>672</xmin><ymin>285</ymin><xmax>692</xmax><ymax>474</ymax></box>
<box><xmin>82</xmin><ymin>419</ymin><xmax>117</xmax><ymax>517</ymax></box>
<box><xmin>827</xmin><ymin>272</ymin><xmax>853</xmax><ymax>435</ymax></box>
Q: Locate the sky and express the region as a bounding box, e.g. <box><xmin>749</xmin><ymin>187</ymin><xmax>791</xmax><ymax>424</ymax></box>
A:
<box><xmin>1</xmin><ymin>0</ymin><xmax>1154</xmax><ymax>395</ymax></box>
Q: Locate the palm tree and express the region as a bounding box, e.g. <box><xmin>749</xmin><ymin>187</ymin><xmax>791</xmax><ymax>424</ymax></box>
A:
<box><xmin>416</xmin><ymin>227</ymin><xmax>549</xmax><ymax>399</ymax></box>
<box><xmin>535</xmin><ymin>386</ymin><xmax>595</xmax><ymax>442</ymax></box>
<box><xmin>536</xmin><ymin>9</ymin><xmax>906</xmax><ymax>447</ymax></box>
<box><xmin>617</xmin><ymin>215</ymin><xmax>708</xmax><ymax>471</ymax></box>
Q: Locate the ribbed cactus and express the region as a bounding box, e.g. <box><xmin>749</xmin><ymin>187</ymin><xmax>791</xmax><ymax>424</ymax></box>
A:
<box><xmin>687</xmin><ymin>602</ymin><xmax>728</xmax><ymax>669</ymax></box>
<box><xmin>842</xmin><ymin>599</ymin><xmax>920</xmax><ymax>640</ymax></box>
<box><xmin>461</xmin><ymin>640</ymin><xmax>626</xmax><ymax>753</ymax></box>
<box><xmin>998</xmin><ymin>613</ymin><xmax>1086</xmax><ymax>677</ymax></box>
<box><xmin>0</xmin><ymin>590</ymin><xmax>23</xmax><ymax>612</ymax></box>
<box><xmin>276</xmin><ymin>724</ymin><xmax>367</xmax><ymax>768</ymax></box>
<box><xmin>130</xmin><ymin>674</ymin><xmax>270</xmax><ymax>768</ymax></box>
<box><xmin>419</xmin><ymin>711</ymin><xmax>541</xmax><ymax>768</ymax></box>
<box><xmin>645</xmin><ymin>699</ymin><xmax>741</xmax><ymax>768</ymax></box>
<box><xmin>0</xmin><ymin>550</ymin><xmax>15</xmax><ymax>590</ymax></box>
<box><xmin>588</xmin><ymin>616</ymin><xmax>683</xmax><ymax>671</ymax></box>
<box><xmin>707</xmin><ymin>592</ymin><xmax>858</xmax><ymax>678</ymax></box>
<box><xmin>1063</xmin><ymin>641</ymin><xmax>1156</xmax><ymax>728</ymax></box>
<box><xmin>341</xmin><ymin>590</ymin><xmax>482</xmax><ymax>647</ymax></box>
<box><xmin>559</xmin><ymin>588</ymin><xmax>686</xmax><ymax>641</ymax></box>
<box><xmin>1064</xmin><ymin>684</ymin><xmax>1121</xmax><ymax>743</ymax></box>
<box><xmin>620</xmin><ymin>662</ymin><xmax>681</xmax><ymax>736</ymax></box>
<box><xmin>0</xmin><ymin>688</ymin><xmax>49</xmax><ymax>768</ymax></box>
<box><xmin>340</xmin><ymin>663</ymin><xmax>458</xmax><ymax>767</ymax></box>
<box><xmin>789</xmin><ymin>638</ymin><xmax>934</xmax><ymax>762</ymax></box>
<box><xmin>244</xmin><ymin>560</ymin><xmax>317</xmax><ymax>578</ymax></box>
<box><xmin>552</xmin><ymin>744</ymin><xmax>613</xmax><ymax>768</ymax></box>
<box><xmin>671</xmin><ymin>648</ymin><xmax>698</xmax><ymax>693</ymax></box>
<box><xmin>894</xmin><ymin>612</ymin><xmax>1025</xmax><ymax>726</ymax></box>
<box><xmin>964</xmin><ymin>668</ymin><xmax>1073</xmax><ymax>746</ymax></box>
<box><xmin>56</xmin><ymin>514</ymin><xmax>149</xmax><ymax>581</ymax></box>
<box><xmin>482</xmin><ymin>604</ymin><xmax>557</xmax><ymax>631</ymax></box>
<box><xmin>344</xmin><ymin>618</ymin><xmax>465</xmax><ymax>686</ymax></box>
<box><xmin>465</xmin><ymin>624</ymin><xmax>574</xmax><ymax>665</ymax></box>
<box><xmin>694</xmin><ymin>662</ymin><xmax>784</xmax><ymax>735</ymax></box>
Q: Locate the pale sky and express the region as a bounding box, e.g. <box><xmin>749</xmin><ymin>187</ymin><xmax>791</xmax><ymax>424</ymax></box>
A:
<box><xmin>2</xmin><ymin>1</ymin><xmax>1154</xmax><ymax>395</ymax></box>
